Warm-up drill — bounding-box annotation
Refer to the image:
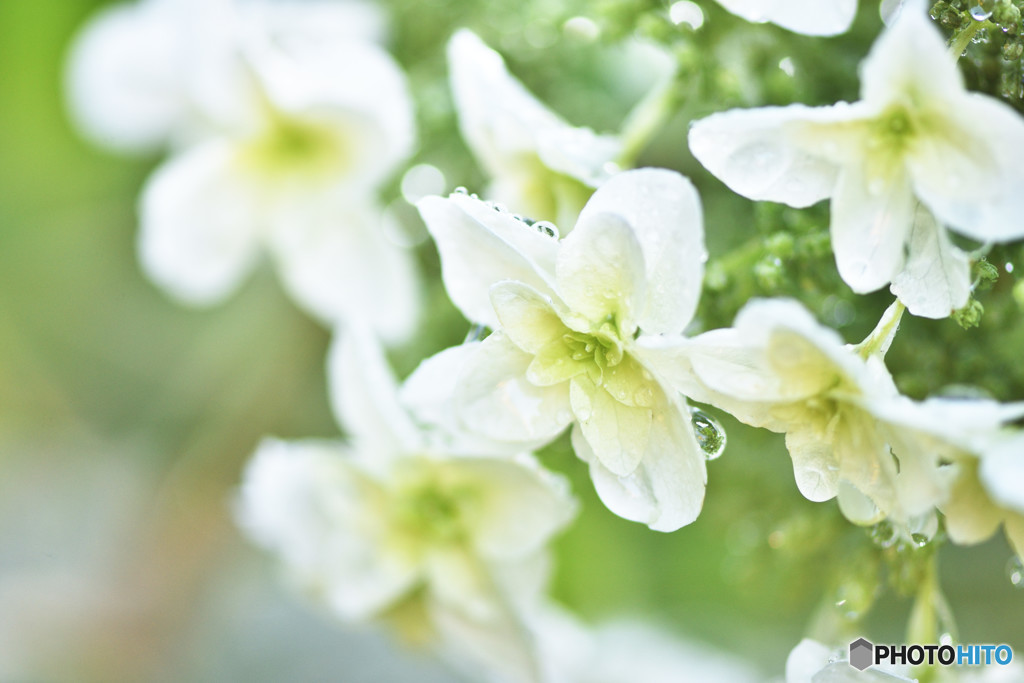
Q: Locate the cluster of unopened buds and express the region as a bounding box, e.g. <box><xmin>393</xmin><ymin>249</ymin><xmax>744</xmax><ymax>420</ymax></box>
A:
<box><xmin>67</xmin><ymin>0</ymin><xmax>1024</xmax><ymax>680</ymax></box>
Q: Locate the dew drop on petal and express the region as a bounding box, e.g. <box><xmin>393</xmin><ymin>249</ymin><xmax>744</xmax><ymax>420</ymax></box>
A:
<box><xmin>533</xmin><ymin>220</ymin><xmax>560</xmax><ymax>239</ymax></box>
<box><xmin>453</xmin><ymin>186</ymin><xmax>469</xmax><ymax>195</ymax></box>
<box><xmin>689</xmin><ymin>407</ymin><xmax>726</xmax><ymax>460</ymax></box>
<box><xmin>633</xmin><ymin>386</ymin><xmax>654</xmax><ymax>407</ymax></box>
<box><xmin>1007</xmin><ymin>556</ymin><xmax>1024</xmax><ymax>588</ymax></box>
<box><xmin>969</xmin><ymin>5</ymin><xmax>993</xmax><ymax>21</ymax></box>
<box><xmin>910</xmin><ymin>533</ymin><xmax>929</xmax><ymax>548</ymax></box>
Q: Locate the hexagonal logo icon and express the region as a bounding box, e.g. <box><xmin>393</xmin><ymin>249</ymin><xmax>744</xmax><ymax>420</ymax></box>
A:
<box><xmin>849</xmin><ymin>637</ymin><xmax>874</xmax><ymax>671</ymax></box>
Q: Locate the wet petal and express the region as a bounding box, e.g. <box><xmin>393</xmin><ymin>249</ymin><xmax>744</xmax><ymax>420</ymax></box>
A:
<box><xmin>784</xmin><ymin>428</ymin><xmax>840</xmax><ymax>502</ymax></box>
<box><xmin>942</xmin><ymin>461</ymin><xmax>1003</xmax><ymax>545</ymax></box>
<box><xmin>556</xmin><ymin>212</ymin><xmax>646</xmax><ymax>329</ymax></box>
<box><xmin>830</xmin><ymin>166</ymin><xmax>914</xmax><ymax>293</ymax></box>
<box><xmin>980</xmin><ymin>434</ymin><xmax>1024</xmax><ymax>514</ymax></box>
<box><xmin>491</xmin><ymin>281</ymin><xmax>569</xmax><ymax>355</ymax></box>
<box><xmin>570</xmin><ymin>376</ymin><xmax>652</xmax><ymax>477</ymax></box>
<box><xmin>456</xmin><ymin>332</ymin><xmax>573</xmax><ymax>443</ymax></box>
<box><xmin>418</xmin><ymin>194</ymin><xmax>559</xmax><ymax>328</ymax></box>
<box><xmin>575</xmin><ymin>168</ymin><xmax>705</xmax><ymax>335</ymax></box>
<box><xmin>889</xmin><ymin>206</ymin><xmax>970</xmax><ymax>319</ymax></box>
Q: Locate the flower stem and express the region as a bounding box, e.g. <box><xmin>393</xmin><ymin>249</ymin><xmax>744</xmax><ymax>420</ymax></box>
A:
<box><xmin>948</xmin><ymin>20</ymin><xmax>988</xmax><ymax>60</ymax></box>
<box><xmin>617</xmin><ymin>70</ymin><xmax>680</xmax><ymax>167</ymax></box>
<box><xmin>854</xmin><ymin>299</ymin><xmax>906</xmax><ymax>359</ymax></box>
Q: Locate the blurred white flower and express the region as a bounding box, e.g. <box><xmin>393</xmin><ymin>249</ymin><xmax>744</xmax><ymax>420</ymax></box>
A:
<box><xmin>418</xmin><ymin>168</ymin><xmax>709</xmax><ymax>532</ymax></box>
<box><xmin>68</xmin><ymin>0</ymin><xmax>420</xmax><ymax>342</ymax></box>
<box><xmin>786</xmin><ymin>639</ymin><xmax>916</xmax><ymax>682</ymax></box>
<box><xmin>712</xmin><ymin>0</ymin><xmax>858</xmax><ymax>35</ymax></box>
<box><xmin>237</xmin><ymin>326</ymin><xmax>577</xmax><ymax>682</ymax></box>
<box><xmin>447</xmin><ymin>30</ymin><xmax>623</xmax><ymax>229</ymax></box>
<box><xmin>651</xmin><ymin>298</ymin><xmax>947</xmax><ymax>527</ymax></box>
<box><xmin>689</xmin><ymin>6</ymin><xmax>1024</xmax><ymax>318</ymax></box>
<box><xmin>534</xmin><ymin>606</ymin><xmax>761</xmax><ymax>683</ymax></box>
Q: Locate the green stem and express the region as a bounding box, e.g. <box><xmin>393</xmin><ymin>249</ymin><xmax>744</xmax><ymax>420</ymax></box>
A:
<box><xmin>616</xmin><ymin>70</ymin><xmax>680</xmax><ymax>167</ymax></box>
<box><xmin>854</xmin><ymin>299</ymin><xmax>905</xmax><ymax>359</ymax></box>
<box><xmin>948</xmin><ymin>19</ymin><xmax>989</xmax><ymax>60</ymax></box>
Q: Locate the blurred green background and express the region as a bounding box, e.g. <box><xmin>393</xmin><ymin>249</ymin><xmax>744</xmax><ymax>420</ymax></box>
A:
<box><xmin>2</xmin><ymin>1</ymin><xmax>1023</xmax><ymax>681</ymax></box>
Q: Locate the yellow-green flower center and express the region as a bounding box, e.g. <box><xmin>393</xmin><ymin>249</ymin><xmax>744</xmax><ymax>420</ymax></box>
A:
<box><xmin>237</xmin><ymin>115</ymin><xmax>350</xmax><ymax>181</ymax></box>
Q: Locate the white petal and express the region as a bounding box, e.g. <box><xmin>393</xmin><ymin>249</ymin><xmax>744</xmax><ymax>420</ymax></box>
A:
<box><xmin>784</xmin><ymin>428</ymin><xmax>840</xmax><ymax>502</ymax></box>
<box><xmin>786</xmin><ymin>639</ymin><xmax>834</xmax><ymax>683</ymax></box>
<box><xmin>236</xmin><ymin>438</ymin><xmax>417</xmax><ymax>620</ymax></box>
<box><xmin>569</xmin><ymin>377</ymin><xmax>652</xmax><ymax>477</ymax></box>
<box><xmin>714</xmin><ymin>0</ymin><xmax>857</xmax><ymax>35</ymax></box>
<box><xmin>860</xmin><ymin>3</ymin><xmax>964</xmax><ymax>107</ymax></box>
<box><xmin>830</xmin><ymin>166</ymin><xmax>915</xmax><ymax>293</ymax></box>
<box><xmin>889</xmin><ymin>206</ymin><xmax>970</xmax><ymax>319</ymax></box>
<box><xmin>910</xmin><ymin>94</ymin><xmax>1024</xmax><ymax>243</ymax></box>
<box><xmin>418</xmin><ymin>194</ymin><xmax>559</xmax><ymax>327</ymax></box>
<box><xmin>688</xmin><ymin>104</ymin><xmax>864</xmax><ymax>207</ymax></box>
<box><xmin>246</xmin><ymin>0</ymin><xmax>387</xmax><ymax>49</ymax></box>
<box><xmin>456</xmin><ymin>332</ymin><xmax>573</xmax><ymax>443</ymax></box>
<box><xmin>65</xmin><ymin>0</ymin><xmax>188</xmax><ymax>152</ymax></box>
<box><xmin>490</xmin><ymin>281</ymin><xmax>569</xmax><ymax>355</ymax></box>
<box><xmin>327</xmin><ymin>324</ymin><xmax>421</xmax><ymax>458</ymax></box>
<box><xmin>246</xmin><ymin>38</ymin><xmax>415</xmax><ymax>190</ymax></box>
<box><xmin>446</xmin><ymin>456</ymin><xmax>577</xmax><ymax>560</ymax></box>
<box><xmin>138</xmin><ymin>143</ymin><xmax>262</xmax><ymax>304</ymax></box>
<box><xmin>270</xmin><ymin>199</ymin><xmax>420</xmax><ymax>343</ymax></box>
<box><xmin>980</xmin><ymin>434</ymin><xmax>1024</xmax><ymax>514</ymax></box>
<box><xmin>556</xmin><ymin>212</ymin><xmax>646</xmax><ymax>329</ymax></box>
<box><xmin>576</xmin><ymin>169</ymin><xmax>705</xmax><ymax>334</ymax></box>
<box><xmin>942</xmin><ymin>461</ymin><xmax>1003</xmax><ymax>546</ymax></box>
<box><xmin>447</xmin><ymin>29</ymin><xmax>618</xmax><ymax>189</ymax></box>
<box><xmin>576</xmin><ymin>400</ymin><xmax>706</xmax><ymax>532</ymax></box>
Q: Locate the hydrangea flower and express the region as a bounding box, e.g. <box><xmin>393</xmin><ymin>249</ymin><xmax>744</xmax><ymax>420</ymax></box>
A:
<box><xmin>647</xmin><ymin>298</ymin><xmax>946</xmax><ymax>527</ymax></box>
<box><xmin>236</xmin><ymin>326</ymin><xmax>576</xmax><ymax>681</ymax></box>
<box><xmin>68</xmin><ymin>0</ymin><xmax>420</xmax><ymax>342</ymax></box>
<box><xmin>447</xmin><ymin>30</ymin><xmax>623</xmax><ymax>229</ymax></box>
<box><xmin>689</xmin><ymin>5</ymin><xmax>1024</xmax><ymax>318</ymax></box>
<box><xmin>418</xmin><ymin>168</ymin><xmax>709</xmax><ymax>531</ymax></box>
<box><xmin>712</xmin><ymin>0</ymin><xmax>858</xmax><ymax>36</ymax></box>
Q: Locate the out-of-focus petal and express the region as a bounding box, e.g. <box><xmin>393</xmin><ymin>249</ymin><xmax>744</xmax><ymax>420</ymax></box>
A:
<box><xmin>326</xmin><ymin>324</ymin><xmax>422</xmax><ymax>459</ymax></box>
<box><xmin>236</xmin><ymin>439</ymin><xmax>418</xmax><ymax>620</ymax></box>
<box><xmin>714</xmin><ymin>0</ymin><xmax>857</xmax><ymax>36</ymax></box>
<box><xmin>418</xmin><ymin>194</ymin><xmax>559</xmax><ymax>328</ymax></box>
<box><xmin>138</xmin><ymin>142</ymin><xmax>262</xmax><ymax>304</ymax></box>
<box><xmin>980</xmin><ymin>434</ymin><xmax>1024</xmax><ymax>514</ymax></box>
<box><xmin>889</xmin><ymin>206</ymin><xmax>970</xmax><ymax>319</ymax></box>
<box><xmin>575</xmin><ymin>169</ymin><xmax>705</xmax><ymax>335</ymax></box>
<box><xmin>270</xmin><ymin>200</ymin><xmax>420</xmax><ymax>344</ymax></box>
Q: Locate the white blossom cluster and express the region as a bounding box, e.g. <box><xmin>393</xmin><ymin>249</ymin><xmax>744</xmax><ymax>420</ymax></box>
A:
<box><xmin>66</xmin><ymin>0</ymin><xmax>1024</xmax><ymax>680</ymax></box>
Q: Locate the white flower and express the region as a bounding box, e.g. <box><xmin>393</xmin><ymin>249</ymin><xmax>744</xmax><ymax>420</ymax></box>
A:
<box><xmin>447</xmin><ymin>30</ymin><xmax>623</xmax><ymax>228</ymax></box>
<box><xmin>648</xmin><ymin>298</ymin><xmax>946</xmax><ymax>527</ymax></box>
<box><xmin>418</xmin><ymin>168</ymin><xmax>709</xmax><ymax>532</ymax></box>
<box><xmin>712</xmin><ymin>0</ymin><xmax>858</xmax><ymax>36</ymax></box>
<box><xmin>69</xmin><ymin>0</ymin><xmax>420</xmax><ymax>342</ymax></box>
<box><xmin>236</xmin><ymin>326</ymin><xmax>577</xmax><ymax>682</ymax></box>
<box><xmin>786</xmin><ymin>639</ymin><xmax>916</xmax><ymax>682</ymax></box>
<box><xmin>689</xmin><ymin>6</ymin><xmax>1024</xmax><ymax>318</ymax></box>
<box><xmin>533</xmin><ymin>607</ymin><xmax>760</xmax><ymax>683</ymax></box>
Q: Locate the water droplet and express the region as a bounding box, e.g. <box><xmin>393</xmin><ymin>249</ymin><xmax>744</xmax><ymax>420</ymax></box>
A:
<box><xmin>870</xmin><ymin>520</ymin><xmax>898</xmax><ymax>548</ymax></box>
<box><xmin>1007</xmin><ymin>556</ymin><xmax>1024</xmax><ymax>588</ymax></box>
<box><xmin>463</xmin><ymin>323</ymin><xmax>487</xmax><ymax>343</ymax></box>
<box><xmin>533</xmin><ymin>220</ymin><xmax>560</xmax><ymax>239</ymax></box>
<box><xmin>969</xmin><ymin>5</ymin><xmax>993</xmax><ymax>21</ymax></box>
<box><xmin>453</xmin><ymin>186</ymin><xmax>469</xmax><ymax>195</ymax></box>
<box><xmin>689</xmin><ymin>407</ymin><xmax>726</xmax><ymax>460</ymax></box>
<box><xmin>486</xmin><ymin>201</ymin><xmax>509</xmax><ymax>214</ymax></box>
<box><xmin>633</xmin><ymin>386</ymin><xmax>654</xmax><ymax>407</ymax></box>
<box><xmin>576</xmin><ymin>408</ymin><xmax>593</xmax><ymax>421</ymax></box>
<box><xmin>910</xmin><ymin>533</ymin><xmax>929</xmax><ymax>548</ymax></box>
<box><xmin>939</xmin><ymin>633</ymin><xmax>954</xmax><ymax>647</ymax></box>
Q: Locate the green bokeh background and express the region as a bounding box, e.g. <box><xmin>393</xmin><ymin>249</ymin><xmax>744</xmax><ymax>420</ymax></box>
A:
<box><xmin>2</xmin><ymin>1</ymin><xmax>1023</xmax><ymax>680</ymax></box>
